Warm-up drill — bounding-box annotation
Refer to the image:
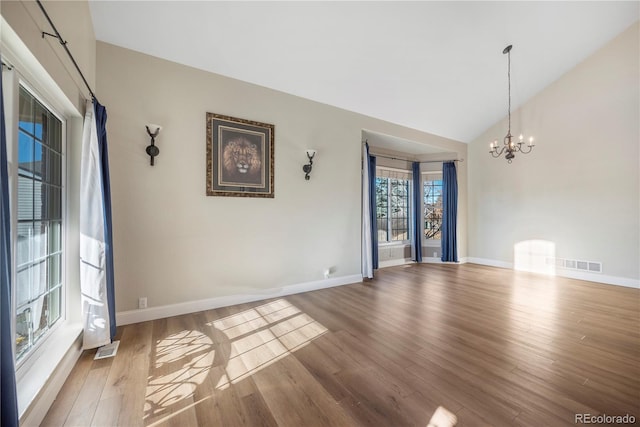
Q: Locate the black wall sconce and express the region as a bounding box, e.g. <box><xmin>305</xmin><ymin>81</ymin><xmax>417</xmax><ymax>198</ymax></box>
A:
<box><xmin>145</xmin><ymin>124</ymin><xmax>161</xmax><ymax>166</ymax></box>
<box><xmin>302</xmin><ymin>149</ymin><xmax>316</xmax><ymax>180</ymax></box>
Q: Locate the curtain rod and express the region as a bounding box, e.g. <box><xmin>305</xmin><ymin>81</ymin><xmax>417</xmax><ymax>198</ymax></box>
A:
<box><xmin>36</xmin><ymin>0</ymin><xmax>98</xmax><ymax>103</ymax></box>
<box><xmin>374</xmin><ymin>153</ymin><xmax>463</xmax><ymax>164</ymax></box>
<box><xmin>363</xmin><ymin>139</ymin><xmax>463</xmax><ymax>164</ymax></box>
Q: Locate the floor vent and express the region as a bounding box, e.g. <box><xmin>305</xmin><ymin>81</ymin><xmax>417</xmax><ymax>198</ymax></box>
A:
<box><xmin>94</xmin><ymin>340</ymin><xmax>120</xmax><ymax>360</ymax></box>
<box><xmin>587</xmin><ymin>262</ymin><xmax>602</xmax><ymax>273</ymax></box>
<box><xmin>545</xmin><ymin>257</ymin><xmax>602</xmax><ymax>273</ymax></box>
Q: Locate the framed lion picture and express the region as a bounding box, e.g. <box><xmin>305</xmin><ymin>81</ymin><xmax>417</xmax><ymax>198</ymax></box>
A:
<box><xmin>206</xmin><ymin>113</ymin><xmax>274</xmax><ymax>198</ymax></box>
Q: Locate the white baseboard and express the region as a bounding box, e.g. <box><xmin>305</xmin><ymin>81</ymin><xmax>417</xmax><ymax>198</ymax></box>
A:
<box><xmin>558</xmin><ymin>270</ymin><xmax>639</xmax><ymax>289</ymax></box>
<box><xmin>466</xmin><ymin>257</ymin><xmax>513</xmax><ymax>269</ymax></box>
<box><xmin>421</xmin><ymin>257</ymin><xmax>467</xmax><ymax>264</ymax></box>
<box><xmin>465</xmin><ymin>257</ymin><xmax>639</xmax><ymax>289</ymax></box>
<box><xmin>379</xmin><ymin>258</ymin><xmax>413</xmax><ymax>268</ymax></box>
<box><xmin>116</xmin><ymin>274</ymin><xmax>363</xmax><ymax>325</ymax></box>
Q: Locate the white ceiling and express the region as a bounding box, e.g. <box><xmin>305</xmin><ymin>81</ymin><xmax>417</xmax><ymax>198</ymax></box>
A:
<box><xmin>89</xmin><ymin>1</ymin><xmax>639</xmax><ymax>145</ymax></box>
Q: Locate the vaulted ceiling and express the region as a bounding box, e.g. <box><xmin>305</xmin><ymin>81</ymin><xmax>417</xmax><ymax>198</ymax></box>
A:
<box><xmin>89</xmin><ymin>1</ymin><xmax>638</xmax><ymax>144</ymax></box>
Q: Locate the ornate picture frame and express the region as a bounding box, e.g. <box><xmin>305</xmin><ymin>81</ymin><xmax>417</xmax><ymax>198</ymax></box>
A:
<box><xmin>206</xmin><ymin>113</ymin><xmax>274</xmax><ymax>198</ymax></box>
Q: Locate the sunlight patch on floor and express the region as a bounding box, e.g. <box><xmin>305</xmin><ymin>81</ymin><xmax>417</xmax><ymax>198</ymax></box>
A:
<box><xmin>514</xmin><ymin>239</ymin><xmax>556</xmax><ymax>275</ymax></box>
<box><xmin>143</xmin><ymin>299</ymin><xmax>327</xmax><ymax>422</ymax></box>
<box><xmin>211</xmin><ymin>298</ymin><xmax>328</xmax><ymax>389</ymax></box>
<box><xmin>512</xmin><ymin>240</ymin><xmax>558</xmax><ymax>313</ymax></box>
<box><xmin>144</xmin><ymin>330</ymin><xmax>216</xmax><ymax>420</ymax></box>
<box><xmin>146</xmin><ymin>395</ymin><xmax>212</xmax><ymax>427</ymax></box>
<box><xmin>427</xmin><ymin>405</ymin><xmax>458</xmax><ymax>427</ymax></box>
<box><xmin>509</xmin><ymin>242</ymin><xmax>559</xmax><ymax>359</ymax></box>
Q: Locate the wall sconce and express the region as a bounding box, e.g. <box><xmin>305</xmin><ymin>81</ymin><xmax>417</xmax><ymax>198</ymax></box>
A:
<box><xmin>145</xmin><ymin>124</ymin><xmax>161</xmax><ymax>166</ymax></box>
<box><xmin>302</xmin><ymin>149</ymin><xmax>316</xmax><ymax>180</ymax></box>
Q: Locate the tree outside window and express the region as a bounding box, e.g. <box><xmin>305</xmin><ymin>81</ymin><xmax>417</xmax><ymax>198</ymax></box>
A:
<box><xmin>424</xmin><ymin>175</ymin><xmax>443</xmax><ymax>240</ymax></box>
<box><xmin>376</xmin><ymin>175</ymin><xmax>409</xmax><ymax>242</ymax></box>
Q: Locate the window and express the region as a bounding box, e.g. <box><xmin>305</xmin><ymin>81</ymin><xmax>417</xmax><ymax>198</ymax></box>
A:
<box><xmin>423</xmin><ymin>173</ymin><xmax>443</xmax><ymax>240</ymax></box>
<box><xmin>15</xmin><ymin>85</ymin><xmax>64</xmax><ymax>362</ymax></box>
<box><xmin>375</xmin><ymin>168</ymin><xmax>410</xmax><ymax>242</ymax></box>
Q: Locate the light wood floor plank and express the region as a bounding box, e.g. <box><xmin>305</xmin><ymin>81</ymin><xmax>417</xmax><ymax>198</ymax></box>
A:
<box><xmin>63</xmin><ymin>365</ymin><xmax>110</xmax><ymax>426</ymax></box>
<box><xmin>40</xmin><ymin>350</ymin><xmax>96</xmax><ymax>427</ymax></box>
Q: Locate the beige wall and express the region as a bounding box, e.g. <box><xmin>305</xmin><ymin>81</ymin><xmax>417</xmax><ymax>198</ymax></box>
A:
<box><xmin>95</xmin><ymin>41</ymin><xmax>467</xmax><ymax>312</ymax></box>
<box><xmin>468</xmin><ymin>22</ymin><xmax>639</xmax><ymax>282</ymax></box>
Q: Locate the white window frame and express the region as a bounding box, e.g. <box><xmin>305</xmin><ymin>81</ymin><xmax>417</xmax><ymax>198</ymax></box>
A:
<box><xmin>422</xmin><ymin>171</ymin><xmax>443</xmax><ymax>247</ymax></box>
<box><xmin>11</xmin><ymin>79</ymin><xmax>68</xmax><ymax>369</ymax></box>
<box><xmin>376</xmin><ymin>166</ymin><xmax>411</xmax><ymax>246</ymax></box>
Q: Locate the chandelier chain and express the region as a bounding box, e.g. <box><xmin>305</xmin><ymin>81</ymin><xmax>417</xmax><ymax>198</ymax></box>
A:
<box><xmin>507</xmin><ymin>48</ymin><xmax>511</xmax><ymax>136</ymax></box>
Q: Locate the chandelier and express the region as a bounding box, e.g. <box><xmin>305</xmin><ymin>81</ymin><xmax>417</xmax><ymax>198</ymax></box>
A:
<box><xmin>490</xmin><ymin>45</ymin><xmax>535</xmax><ymax>163</ymax></box>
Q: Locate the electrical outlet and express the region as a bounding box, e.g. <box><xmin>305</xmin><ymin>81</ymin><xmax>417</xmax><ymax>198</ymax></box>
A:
<box><xmin>138</xmin><ymin>297</ymin><xmax>147</xmax><ymax>309</ymax></box>
<box><xmin>433</xmin><ymin>251</ymin><xmax>438</xmax><ymax>258</ymax></box>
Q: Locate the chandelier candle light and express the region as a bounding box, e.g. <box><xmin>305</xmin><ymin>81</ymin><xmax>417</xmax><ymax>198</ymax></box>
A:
<box><xmin>490</xmin><ymin>45</ymin><xmax>535</xmax><ymax>163</ymax></box>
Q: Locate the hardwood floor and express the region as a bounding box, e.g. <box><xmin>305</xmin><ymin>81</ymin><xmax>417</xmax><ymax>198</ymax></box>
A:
<box><xmin>42</xmin><ymin>264</ymin><xmax>640</xmax><ymax>426</ymax></box>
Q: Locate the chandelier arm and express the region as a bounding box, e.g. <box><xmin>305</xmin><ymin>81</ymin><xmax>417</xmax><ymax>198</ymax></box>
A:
<box><xmin>519</xmin><ymin>144</ymin><xmax>534</xmax><ymax>154</ymax></box>
<box><xmin>491</xmin><ymin>146</ymin><xmax>506</xmax><ymax>158</ymax></box>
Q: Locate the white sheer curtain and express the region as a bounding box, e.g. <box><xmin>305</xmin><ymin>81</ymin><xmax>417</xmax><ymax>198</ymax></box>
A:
<box><xmin>80</xmin><ymin>100</ymin><xmax>111</xmax><ymax>349</ymax></box>
<box><xmin>361</xmin><ymin>143</ymin><xmax>374</xmax><ymax>279</ymax></box>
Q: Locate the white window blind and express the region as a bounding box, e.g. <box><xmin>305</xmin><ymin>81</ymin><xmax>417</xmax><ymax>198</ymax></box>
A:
<box><xmin>376</xmin><ymin>167</ymin><xmax>411</xmax><ymax>181</ymax></box>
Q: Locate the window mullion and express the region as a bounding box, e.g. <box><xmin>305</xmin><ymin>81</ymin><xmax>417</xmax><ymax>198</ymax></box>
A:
<box><xmin>387</xmin><ymin>179</ymin><xmax>392</xmax><ymax>242</ymax></box>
